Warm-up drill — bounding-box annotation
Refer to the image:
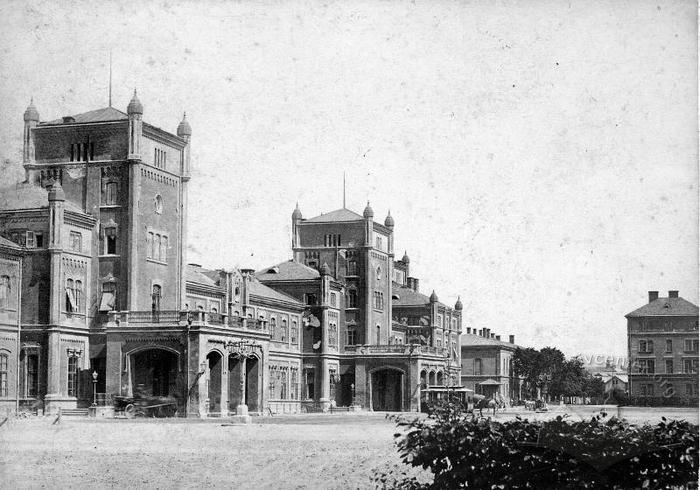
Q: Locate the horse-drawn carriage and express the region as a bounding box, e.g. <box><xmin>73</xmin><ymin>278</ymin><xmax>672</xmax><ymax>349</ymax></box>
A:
<box><xmin>113</xmin><ymin>394</ymin><xmax>178</xmax><ymax>418</ymax></box>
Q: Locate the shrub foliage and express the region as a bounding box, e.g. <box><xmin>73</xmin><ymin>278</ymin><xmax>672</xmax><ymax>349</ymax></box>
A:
<box><xmin>375</xmin><ymin>401</ymin><xmax>698</xmax><ymax>489</ymax></box>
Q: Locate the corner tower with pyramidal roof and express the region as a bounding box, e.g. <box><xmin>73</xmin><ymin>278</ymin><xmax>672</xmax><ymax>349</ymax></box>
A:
<box><xmin>5</xmin><ymin>92</ymin><xmax>194</xmax><ymax>414</ymax></box>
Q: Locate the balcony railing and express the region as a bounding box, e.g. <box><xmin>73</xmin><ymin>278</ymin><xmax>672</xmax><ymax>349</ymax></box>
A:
<box><xmin>103</xmin><ymin>310</ymin><xmax>268</xmax><ymax>332</ymax></box>
<box><xmin>345</xmin><ymin>344</ymin><xmax>448</xmax><ymax>356</ymax></box>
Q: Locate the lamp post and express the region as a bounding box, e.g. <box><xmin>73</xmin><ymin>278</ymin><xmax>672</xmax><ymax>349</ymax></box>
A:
<box><xmin>350</xmin><ymin>383</ymin><xmax>356</xmax><ymax>406</ymax></box>
<box><xmin>92</xmin><ymin>371</ymin><xmax>98</xmax><ymax>406</ymax></box>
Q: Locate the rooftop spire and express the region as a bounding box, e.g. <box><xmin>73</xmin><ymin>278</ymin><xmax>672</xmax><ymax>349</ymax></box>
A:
<box><xmin>108</xmin><ymin>50</ymin><xmax>112</xmax><ymax>107</ymax></box>
<box><xmin>343</xmin><ymin>172</ymin><xmax>346</xmax><ymax>209</ymax></box>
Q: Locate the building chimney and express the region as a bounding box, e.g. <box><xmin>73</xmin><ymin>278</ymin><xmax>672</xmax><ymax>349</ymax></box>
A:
<box><xmin>490</xmin><ymin>333</ymin><xmax>495</xmax><ymax>339</ymax></box>
<box><xmin>413</xmin><ymin>278</ymin><xmax>419</xmax><ymax>293</ymax></box>
<box><xmin>496</xmin><ymin>335</ymin><xmax>501</xmax><ymax>341</ymax></box>
<box><xmin>477</xmin><ymin>329</ymin><xmax>482</xmax><ymax>336</ymax></box>
<box><xmin>648</xmin><ymin>291</ymin><xmax>659</xmax><ymax>303</ymax></box>
<box><xmin>466</xmin><ymin>327</ymin><xmax>471</xmax><ymax>334</ymax></box>
<box><xmin>509</xmin><ymin>335</ymin><xmax>515</xmax><ymax>344</ymax></box>
<box><xmin>669</xmin><ymin>290</ymin><xmax>679</xmax><ymax>298</ymax></box>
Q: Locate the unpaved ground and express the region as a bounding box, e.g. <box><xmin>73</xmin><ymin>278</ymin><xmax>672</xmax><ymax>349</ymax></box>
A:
<box><xmin>0</xmin><ymin>414</ymin><xmax>422</xmax><ymax>489</ymax></box>
<box><xmin>0</xmin><ymin>407</ymin><xmax>696</xmax><ymax>489</ymax></box>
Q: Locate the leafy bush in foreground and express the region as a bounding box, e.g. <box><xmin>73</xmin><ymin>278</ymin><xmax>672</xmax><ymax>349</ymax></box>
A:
<box><xmin>374</xmin><ymin>401</ymin><xmax>698</xmax><ymax>489</ymax></box>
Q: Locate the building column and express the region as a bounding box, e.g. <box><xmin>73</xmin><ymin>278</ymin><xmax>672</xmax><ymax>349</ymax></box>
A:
<box><xmin>236</xmin><ymin>356</ymin><xmax>248</xmax><ymax>416</ymax></box>
<box><xmin>220</xmin><ymin>360</ymin><xmax>229</xmax><ymax>418</ymax></box>
<box><xmin>43</xmin><ymin>330</ymin><xmax>62</xmax><ymax>413</ymax></box>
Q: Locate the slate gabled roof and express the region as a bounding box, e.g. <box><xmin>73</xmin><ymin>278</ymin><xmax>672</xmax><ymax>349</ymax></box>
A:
<box><xmin>256</xmin><ymin>260</ymin><xmax>320</xmax><ymax>281</ymax></box>
<box><xmin>392</xmin><ymin>284</ymin><xmax>447</xmax><ymax>308</ymax></box>
<box><xmin>185</xmin><ymin>264</ymin><xmax>219</xmax><ymax>288</ymax></box>
<box><xmin>460</xmin><ymin>333</ymin><xmax>520</xmax><ymax>349</ymax></box>
<box><xmin>305</xmin><ymin>208</ymin><xmax>364</xmax><ymax>223</ymax></box>
<box><xmin>0</xmin><ymin>183</ymin><xmax>86</xmax><ymax>214</ymax></box>
<box><xmin>43</xmin><ymin>107</ymin><xmax>128</xmax><ymax>125</ymax></box>
<box><xmin>625</xmin><ymin>297</ymin><xmax>699</xmax><ymax>318</ymax></box>
<box><xmin>247</xmin><ymin>280</ymin><xmax>304</xmax><ymax>306</ymax></box>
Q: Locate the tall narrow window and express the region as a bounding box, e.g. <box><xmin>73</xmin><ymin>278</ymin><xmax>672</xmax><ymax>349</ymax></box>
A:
<box><xmin>376</xmin><ymin>267</ymin><xmax>381</xmax><ymax>285</ymax></box>
<box><xmin>348</xmin><ymin>289</ymin><xmax>358</xmax><ymax>308</ymax></box>
<box><xmin>105</xmin><ymin>227</ymin><xmax>117</xmax><ymax>255</ymax></box>
<box><xmin>147</xmin><ymin>232</ymin><xmax>154</xmax><ymax>259</ymax></box>
<box><xmin>70</xmin><ymin>231</ymin><xmax>82</xmax><ymax>252</ymax></box>
<box><xmin>151</xmin><ymin>285</ymin><xmax>162</xmax><ymax>321</ymax></box>
<box><xmin>74</xmin><ymin>280</ymin><xmax>82</xmax><ymax>312</ymax></box>
<box><xmin>270</xmin><ymin>317</ymin><xmax>277</xmax><ymax>341</ymax></box>
<box><xmin>26</xmin><ymin>352</ymin><xmax>38</xmax><ymax>397</ymax></box>
<box><xmin>0</xmin><ymin>353</ymin><xmax>8</xmax><ymax>397</ymax></box>
<box><xmin>376</xmin><ymin>325</ymin><xmax>381</xmax><ymax>345</ymax></box>
<box><xmin>65</xmin><ymin>279</ymin><xmax>76</xmax><ymax>312</ymax></box>
<box><xmin>104</xmin><ymin>182</ymin><xmax>118</xmax><ymax>205</ymax></box>
<box><xmin>347</xmin><ymin>261</ymin><xmax>357</xmax><ymax>276</ymax></box>
<box><xmin>474</xmin><ymin>358</ymin><xmax>482</xmax><ymax>375</ymax></box>
<box><xmin>281</xmin><ymin>319</ymin><xmax>288</xmax><ymax>343</ymax></box>
<box><xmin>67</xmin><ymin>356</ymin><xmax>78</xmax><ymax>397</ymax></box>
<box><xmin>0</xmin><ymin>276</ymin><xmax>10</xmax><ymax>309</ymax></box>
<box><xmin>304</xmin><ymin>368</ymin><xmax>314</xmax><ymax>400</ymax></box>
<box><xmin>155</xmin><ymin>235</ymin><xmax>161</xmax><ymax>261</ymax></box>
<box><xmin>290</xmin><ymin>368</ymin><xmax>299</xmax><ymax>400</ymax></box>
<box><xmin>160</xmin><ymin>236</ymin><xmax>168</xmax><ymax>263</ymax></box>
<box><xmin>290</xmin><ymin>321</ymin><xmax>298</xmax><ymax>345</ymax></box>
<box><xmin>347</xmin><ymin>329</ymin><xmax>356</xmax><ymax>345</ymax></box>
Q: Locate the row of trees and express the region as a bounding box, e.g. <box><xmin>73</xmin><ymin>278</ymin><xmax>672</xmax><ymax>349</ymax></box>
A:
<box><xmin>512</xmin><ymin>346</ymin><xmax>604</xmax><ymax>401</ymax></box>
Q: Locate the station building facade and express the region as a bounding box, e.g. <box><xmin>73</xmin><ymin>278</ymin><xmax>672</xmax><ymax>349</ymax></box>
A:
<box><xmin>0</xmin><ymin>93</ymin><xmax>464</xmax><ymax>416</ymax></box>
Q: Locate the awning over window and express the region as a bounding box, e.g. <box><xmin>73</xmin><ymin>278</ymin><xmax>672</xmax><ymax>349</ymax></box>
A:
<box><xmin>65</xmin><ymin>288</ymin><xmax>76</xmax><ymax>310</ymax></box>
<box><xmin>99</xmin><ymin>291</ymin><xmax>115</xmax><ymax>312</ymax></box>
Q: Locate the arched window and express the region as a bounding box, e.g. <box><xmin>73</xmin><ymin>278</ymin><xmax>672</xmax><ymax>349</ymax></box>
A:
<box><xmin>147</xmin><ymin>232</ymin><xmax>154</xmax><ymax>259</ymax></box>
<box><xmin>376</xmin><ymin>266</ymin><xmax>381</xmax><ymax>285</ymax></box>
<box><xmin>347</xmin><ymin>260</ymin><xmax>357</xmax><ymax>276</ymax></box>
<box><xmin>281</xmin><ymin>319</ymin><xmax>288</xmax><ymax>343</ymax></box>
<box><xmin>347</xmin><ymin>289</ymin><xmax>358</xmax><ymax>308</ymax></box>
<box><xmin>74</xmin><ymin>280</ymin><xmax>82</xmax><ymax>312</ymax></box>
<box><xmin>474</xmin><ymin>358</ymin><xmax>482</xmax><ymax>376</ymax></box>
<box><xmin>291</xmin><ymin>321</ymin><xmax>298</xmax><ymax>344</ymax></box>
<box><xmin>152</xmin><ymin>285</ymin><xmax>162</xmax><ymax>313</ymax></box>
<box><xmin>0</xmin><ymin>275</ymin><xmax>10</xmax><ymax>309</ymax></box>
<box><xmin>104</xmin><ymin>182</ymin><xmax>118</xmax><ymax>205</ymax></box>
<box><xmin>154</xmin><ymin>235</ymin><xmax>161</xmax><ymax>261</ymax></box>
<box><xmin>0</xmin><ymin>353</ymin><xmax>8</xmax><ymax>397</ymax></box>
<box><xmin>376</xmin><ymin>325</ymin><xmax>381</xmax><ymax>345</ymax></box>
<box><xmin>270</xmin><ymin>317</ymin><xmax>277</xmax><ymax>340</ymax></box>
<box><xmin>160</xmin><ymin>236</ymin><xmax>168</xmax><ymax>263</ymax></box>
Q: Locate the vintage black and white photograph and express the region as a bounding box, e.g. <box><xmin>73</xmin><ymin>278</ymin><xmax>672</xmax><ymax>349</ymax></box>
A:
<box><xmin>0</xmin><ymin>0</ymin><xmax>697</xmax><ymax>488</ymax></box>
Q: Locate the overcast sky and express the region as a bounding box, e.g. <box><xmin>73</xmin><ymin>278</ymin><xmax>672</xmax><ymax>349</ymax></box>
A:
<box><xmin>0</xmin><ymin>0</ymin><xmax>697</xmax><ymax>359</ymax></box>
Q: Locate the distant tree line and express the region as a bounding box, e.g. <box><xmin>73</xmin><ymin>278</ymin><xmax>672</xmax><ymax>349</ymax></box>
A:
<box><xmin>512</xmin><ymin>346</ymin><xmax>604</xmax><ymax>401</ymax></box>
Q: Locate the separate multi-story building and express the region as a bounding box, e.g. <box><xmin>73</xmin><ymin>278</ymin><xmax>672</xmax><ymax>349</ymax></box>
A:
<box><xmin>460</xmin><ymin>329</ymin><xmax>522</xmax><ymax>403</ymax></box>
<box><xmin>626</xmin><ymin>290</ymin><xmax>699</xmax><ymax>406</ymax></box>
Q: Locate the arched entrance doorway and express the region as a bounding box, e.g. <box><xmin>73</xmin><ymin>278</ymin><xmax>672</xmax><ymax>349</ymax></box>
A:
<box><xmin>207</xmin><ymin>351</ymin><xmax>223</xmax><ymax>414</ymax></box>
<box><xmin>130</xmin><ymin>348</ymin><xmax>179</xmax><ymax>398</ymax></box>
<box><xmin>371</xmin><ymin>369</ymin><xmax>403</xmax><ymax>411</ymax></box>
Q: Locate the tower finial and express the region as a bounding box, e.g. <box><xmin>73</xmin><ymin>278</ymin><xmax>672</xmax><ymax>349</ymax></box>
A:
<box><xmin>343</xmin><ymin>172</ymin><xmax>346</xmax><ymax>209</ymax></box>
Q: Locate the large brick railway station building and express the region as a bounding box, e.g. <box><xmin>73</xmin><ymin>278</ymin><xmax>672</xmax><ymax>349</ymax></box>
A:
<box><xmin>0</xmin><ymin>93</ymin><xmax>462</xmax><ymax>417</ymax></box>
